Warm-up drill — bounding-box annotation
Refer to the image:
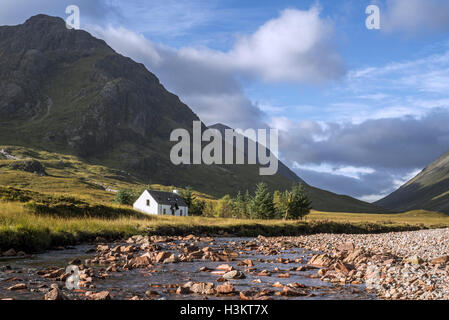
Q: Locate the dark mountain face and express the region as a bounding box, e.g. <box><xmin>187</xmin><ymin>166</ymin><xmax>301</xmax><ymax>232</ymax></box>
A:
<box><xmin>0</xmin><ymin>15</ymin><xmax>197</xmax><ymax>157</ymax></box>
<box><xmin>0</xmin><ymin>15</ymin><xmax>387</xmax><ymax>212</ymax></box>
<box><xmin>376</xmin><ymin>151</ymin><xmax>449</xmax><ymax>214</ymax></box>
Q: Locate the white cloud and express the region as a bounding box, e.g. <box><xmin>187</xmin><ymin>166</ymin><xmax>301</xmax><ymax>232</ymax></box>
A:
<box><xmin>160</xmin><ymin>7</ymin><xmax>344</xmax><ymax>84</ymax></box>
<box><xmin>227</xmin><ymin>7</ymin><xmax>344</xmax><ymax>83</ymax></box>
<box><xmin>293</xmin><ymin>162</ymin><xmax>375</xmax><ymax>180</ymax></box>
<box><xmin>88</xmin><ymin>6</ymin><xmax>343</xmax><ymax>130</ymax></box>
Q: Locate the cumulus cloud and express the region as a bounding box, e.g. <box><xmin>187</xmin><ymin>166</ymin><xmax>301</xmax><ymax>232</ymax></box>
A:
<box><xmin>179</xmin><ymin>7</ymin><xmax>344</xmax><ymax>83</ymax></box>
<box><xmin>383</xmin><ymin>0</ymin><xmax>449</xmax><ymax>34</ymax></box>
<box><xmin>88</xmin><ymin>6</ymin><xmax>343</xmax><ymax>129</ymax></box>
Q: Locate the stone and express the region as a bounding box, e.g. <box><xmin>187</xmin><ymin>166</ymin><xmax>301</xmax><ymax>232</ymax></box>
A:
<box><xmin>343</xmin><ymin>249</ymin><xmax>364</xmax><ymax>264</ymax></box>
<box><xmin>45</xmin><ymin>288</ymin><xmax>67</xmax><ymax>300</ymax></box>
<box><xmin>216</xmin><ymin>283</ymin><xmax>235</xmax><ymax>294</ymax></box>
<box><xmin>278</xmin><ymin>273</ymin><xmax>290</xmax><ymax>278</ymax></box>
<box><xmin>3</xmin><ymin>249</ymin><xmax>16</xmax><ymax>257</ymax></box>
<box><xmin>405</xmin><ymin>255</ymin><xmax>424</xmax><ymax>265</ymax></box>
<box><xmin>145</xmin><ymin>290</ymin><xmax>160</xmax><ymax>297</ymax></box>
<box><xmin>190</xmin><ymin>282</ymin><xmax>215</xmax><ymax>295</ymax></box>
<box><xmin>155</xmin><ymin>251</ymin><xmax>172</xmax><ymax>263</ymax></box>
<box><xmin>308</xmin><ymin>254</ymin><xmax>333</xmax><ymax>267</ymax></box>
<box><xmin>257</xmin><ymin>270</ymin><xmax>271</xmax><ymax>277</ymax></box>
<box><xmin>96</xmin><ymin>245</ymin><xmax>109</xmax><ymax>252</ymax></box>
<box><xmin>216</xmin><ymin>264</ymin><xmax>233</xmax><ymax>271</ymax></box>
<box><xmin>90</xmin><ymin>291</ymin><xmax>111</xmax><ymax>300</ymax></box>
<box><xmin>337</xmin><ymin>242</ymin><xmax>355</xmax><ymax>252</ymax></box>
<box><xmin>281</xmin><ymin>286</ymin><xmax>305</xmax><ymax>297</ymax></box>
<box><xmin>131</xmin><ymin>254</ymin><xmax>152</xmax><ymax>267</ymax></box>
<box><xmin>8</xmin><ymin>283</ymin><xmax>26</xmax><ymax>291</ymax></box>
<box><xmin>334</xmin><ymin>260</ymin><xmax>351</xmax><ymax>275</ymax></box>
<box><xmin>176</xmin><ymin>286</ymin><xmax>191</xmax><ymax>294</ymax></box>
<box><xmin>242</xmin><ymin>259</ymin><xmax>254</xmax><ymax>266</ymax></box>
<box><xmin>162</xmin><ymin>254</ymin><xmax>178</xmax><ymax>264</ymax></box>
<box><xmin>430</xmin><ymin>256</ymin><xmax>449</xmax><ymax>265</ymax></box>
<box><xmin>223</xmin><ymin>270</ymin><xmax>246</xmax><ymax>280</ymax></box>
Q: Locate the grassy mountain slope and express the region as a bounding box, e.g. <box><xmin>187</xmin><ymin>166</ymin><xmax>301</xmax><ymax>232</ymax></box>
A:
<box><xmin>376</xmin><ymin>151</ymin><xmax>449</xmax><ymax>214</ymax></box>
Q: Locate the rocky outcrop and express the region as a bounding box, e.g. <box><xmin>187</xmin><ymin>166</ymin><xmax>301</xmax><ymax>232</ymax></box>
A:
<box><xmin>8</xmin><ymin>159</ymin><xmax>46</xmax><ymax>175</ymax></box>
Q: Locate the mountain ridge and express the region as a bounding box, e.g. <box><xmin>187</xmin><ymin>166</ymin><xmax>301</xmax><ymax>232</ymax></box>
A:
<box><xmin>376</xmin><ymin>150</ymin><xmax>449</xmax><ymax>214</ymax></box>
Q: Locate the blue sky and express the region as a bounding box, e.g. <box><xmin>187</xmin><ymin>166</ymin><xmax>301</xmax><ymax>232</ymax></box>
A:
<box><xmin>2</xmin><ymin>0</ymin><xmax>449</xmax><ymax>202</ymax></box>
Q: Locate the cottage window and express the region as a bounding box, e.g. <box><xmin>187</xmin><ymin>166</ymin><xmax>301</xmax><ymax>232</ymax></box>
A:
<box><xmin>146</xmin><ymin>199</ymin><xmax>150</xmax><ymax>206</ymax></box>
<box><xmin>163</xmin><ymin>208</ymin><xmax>166</xmax><ymax>214</ymax></box>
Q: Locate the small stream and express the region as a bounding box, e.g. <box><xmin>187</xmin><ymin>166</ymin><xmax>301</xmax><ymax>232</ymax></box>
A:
<box><xmin>0</xmin><ymin>238</ymin><xmax>376</xmax><ymax>300</ymax></box>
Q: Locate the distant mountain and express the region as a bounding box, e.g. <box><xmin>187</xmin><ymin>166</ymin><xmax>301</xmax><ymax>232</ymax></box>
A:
<box><xmin>376</xmin><ymin>151</ymin><xmax>449</xmax><ymax>214</ymax></box>
<box><xmin>209</xmin><ymin>123</ymin><xmax>389</xmax><ymax>213</ymax></box>
<box><xmin>0</xmin><ymin>15</ymin><xmax>386</xmax><ymax>212</ymax></box>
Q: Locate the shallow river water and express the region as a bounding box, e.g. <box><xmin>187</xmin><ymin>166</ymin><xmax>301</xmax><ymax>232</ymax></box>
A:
<box><xmin>0</xmin><ymin>238</ymin><xmax>376</xmax><ymax>300</ymax></box>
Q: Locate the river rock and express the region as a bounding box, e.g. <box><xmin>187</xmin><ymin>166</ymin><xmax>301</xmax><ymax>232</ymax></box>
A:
<box><xmin>189</xmin><ymin>282</ymin><xmax>215</xmax><ymax>295</ymax></box>
<box><xmin>405</xmin><ymin>255</ymin><xmax>424</xmax><ymax>265</ymax></box>
<box><xmin>8</xmin><ymin>283</ymin><xmax>26</xmax><ymax>291</ymax></box>
<box><xmin>162</xmin><ymin>254</ymin><xmax>178</xmax><ymax>264</ymax></box>
<box><xmin>223</xmin><ymin>270</ymin><xmax>246</xmax><ymax>280</ymax></box>
<box><xmin>430</xmin><ymin>256</ymin><xmax>449</xmax><ymax>265</ymax></box>
<box><xmin>3</xmin><ymin>249</ymin><xmax>16</xmax><ymax>257</ymax></box>
<box><xmin>90</xmin><ymin>291</ymin><xmax>111</xmax><ymax>300</ymax></box>
<box><xmin>308</xmin><ymin>254</ymin><xmax>333</xmax><ymax>267</ymax></box>
<box><xmin>45</xmin><ymin>288</ymin><xmax>67</xmax><ymax>300</ymax></box>
<box><xmin>155</xmin><ymin>251</ymin><xmax>171</xmax><ymax>263</ymax></box>
<box><xmin>216</xmin><ymin>283</ymin><xmax>235</xmax><ymax>294</ymax></box>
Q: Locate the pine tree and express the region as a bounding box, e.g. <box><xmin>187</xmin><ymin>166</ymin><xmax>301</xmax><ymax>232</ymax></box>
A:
<box><xmin>250</xmin><ymin>182</ymin><xmax>275</xmax><ymax>219</ymax></box>
<box><xmin>273</xmin><ymin>190</ymin><xmax>286</xmax><ymax>219</ymax></box>
<box><xmin>233</xmin><ymin>191</ymin><xmax>247</xmax><ymax>218</ymax></box>
<box><xmin>284</xmin><ymin>183</ymin><xmax>312</xmax><ymax>220</ymax></box>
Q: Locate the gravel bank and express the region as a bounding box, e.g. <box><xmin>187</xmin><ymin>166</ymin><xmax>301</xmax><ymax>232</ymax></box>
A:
<box><xmin>280</xmin><ymin>228</ymin><xmax>449</xmax><ymax>300</ymax></box>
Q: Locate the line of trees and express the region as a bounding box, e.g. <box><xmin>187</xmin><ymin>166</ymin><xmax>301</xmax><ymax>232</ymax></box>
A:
<box><xmin>198</xmin><ymin>182</ymin><xmax>312</xmax><ymax>220</ymax></box>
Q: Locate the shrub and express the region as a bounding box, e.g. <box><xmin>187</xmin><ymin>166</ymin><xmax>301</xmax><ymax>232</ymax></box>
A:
<box><xmin>114</xmin><ymin>189</ymin><xmax>135</xmax><ymax>205</ymax></box>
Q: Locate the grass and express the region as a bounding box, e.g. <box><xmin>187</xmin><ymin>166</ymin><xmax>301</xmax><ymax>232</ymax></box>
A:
<box><xmin>2</xmin><ymin>199</ymin><xmax>448</xmax><ymax>253</ymax></box>
<box><xmin>308</xmin><ymin>210</ymin><xmax>449</xmax><ymax>228</ymax></box>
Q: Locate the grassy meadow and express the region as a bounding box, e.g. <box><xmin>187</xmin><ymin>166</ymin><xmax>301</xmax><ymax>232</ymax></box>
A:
<box><xmin>1</xmin><ymin>198</ymin><xmax>448</xmax><ymax>252</ymax></box>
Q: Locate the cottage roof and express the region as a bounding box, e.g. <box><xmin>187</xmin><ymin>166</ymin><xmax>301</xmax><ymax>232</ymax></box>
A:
<box><xmin>147</xmin><ymin>190</ymin><xmax>188</xmax><ymax>207</ymax></box>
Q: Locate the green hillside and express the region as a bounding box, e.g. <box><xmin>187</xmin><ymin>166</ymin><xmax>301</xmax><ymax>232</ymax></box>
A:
<box><xmin>376</xmin><ymin>151</ymin><xmax>449</xmax><ymax>214</ymax></box>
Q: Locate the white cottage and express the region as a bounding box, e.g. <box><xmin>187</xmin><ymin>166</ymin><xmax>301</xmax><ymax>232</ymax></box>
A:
<box><xmin>133</xmin><ymin>189</ymin><xmax>189</xmax><ymax>216</ymax></box>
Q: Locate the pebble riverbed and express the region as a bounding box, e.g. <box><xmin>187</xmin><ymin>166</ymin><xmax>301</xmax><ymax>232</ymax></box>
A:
<box><xmin>0</xmin><ymin>228</ymin><xmax>448</xmax><ymax>300</ymax></box>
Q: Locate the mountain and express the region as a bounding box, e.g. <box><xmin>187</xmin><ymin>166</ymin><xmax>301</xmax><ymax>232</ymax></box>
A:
<box><xmin>0</xmin><ymin>15</ymin><xmax>386</xmax><ymax>213</ymax></box>
<box><xmin>376</xmin><ymin>151</ymin><xmax>449</xmax><ymax>214</ymax></box>
<box><xmin>209</xmin><ymin>123</ymin><xmax>389</xmax><ymax>213</ymax></box>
